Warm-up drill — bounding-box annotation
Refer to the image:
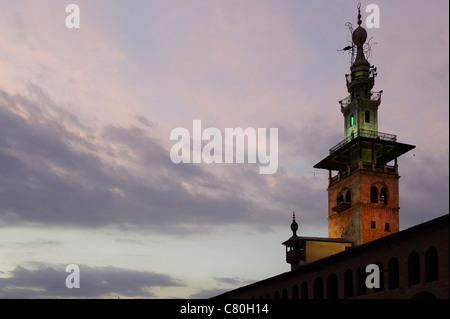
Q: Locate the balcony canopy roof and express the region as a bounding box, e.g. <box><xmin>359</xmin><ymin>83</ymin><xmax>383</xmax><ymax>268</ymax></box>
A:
<box><xmin>314</xmin><ymin>133</ymin><xmax>416</xmax><ymax>171</ymax></box>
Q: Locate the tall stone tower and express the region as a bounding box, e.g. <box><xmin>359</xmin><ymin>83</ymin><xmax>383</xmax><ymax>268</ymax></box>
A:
<box><xmin>313</xmin><ymin>8</ymin><xmax>415</xmax><ymax>245</ymax></box>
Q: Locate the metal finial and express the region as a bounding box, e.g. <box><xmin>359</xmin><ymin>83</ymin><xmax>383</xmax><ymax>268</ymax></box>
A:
<box><xmin>290</xmin><ymin>211</ymin><xmax>299</xmax><ymax>237</ymax></box>
<box><xmin>357</xmin><ymin>3</ymin><xmax>362</xmax><ymax>26</ymax></box>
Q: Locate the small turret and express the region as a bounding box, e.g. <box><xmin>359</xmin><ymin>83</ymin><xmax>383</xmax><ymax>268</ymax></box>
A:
<box><xmin>282</xmin><ymin>212</ymin><xmax>353</xmax><ymax>271</ymax></box>
<box><xmin>283</xmin><ymin>212</ymin><xmax>303</xmax><ymax>269</ymax></box>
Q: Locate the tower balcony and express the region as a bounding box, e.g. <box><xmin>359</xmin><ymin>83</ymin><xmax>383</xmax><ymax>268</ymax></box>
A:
<box><xmin>345</xmin><ymin>70</ymin><xmax>377</xmax><ymax>85</ymax></box>
<box><xmin>328</xmin><ymin>162</ymin><xmax>397</xmax><ymax>187</ymax></box>
<box><xmin>329</xmin><ymin>129</ymin><xmax>396</xmax><ymax>155</ymax></box>
<box><xmin>339</xmin><ymin>90</ymin><xmax>383</xmax><ymax>109</ymax></box>
<box><xmin>314</xmin><ymin>129</ymin><xmax>415</xmax><ymax>188</ymax></box>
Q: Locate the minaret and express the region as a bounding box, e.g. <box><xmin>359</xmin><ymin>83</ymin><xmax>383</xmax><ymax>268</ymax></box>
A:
<box><xmin>313</xmin><ymin>7</ymin><xmax>416</xmax><ymax>245</ymax></box>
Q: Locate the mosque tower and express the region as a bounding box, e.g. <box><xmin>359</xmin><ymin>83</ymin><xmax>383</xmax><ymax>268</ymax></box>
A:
<box><xmin>313</xmin><ymin>6</ymin><xmax>416</xmax><ymax>245</ymax></box>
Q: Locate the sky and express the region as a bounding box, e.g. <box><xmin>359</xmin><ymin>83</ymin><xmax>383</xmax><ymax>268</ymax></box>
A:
<box><xmin>0</xmin><ymin>0</ymin><xmax>448</xmax><ymax>299</ymax></box>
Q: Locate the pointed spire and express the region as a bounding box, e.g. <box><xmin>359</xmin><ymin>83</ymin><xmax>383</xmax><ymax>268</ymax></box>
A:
<box><xmin>357</xmin><ymin>3</ymin><xmax>362</xmax><ymax>26</ymax></box>
<box><xmin>351</xmin><ymin>4</ymin><xmax>370</xmax><ymax>72</ymax></box>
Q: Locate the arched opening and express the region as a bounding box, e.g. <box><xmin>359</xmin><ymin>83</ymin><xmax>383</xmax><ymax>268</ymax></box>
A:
<box><xmin>371</xmin><ymin>186</ymin><xmax>378</xmax><ymax>203</ymax></box>
<box><xmin>301</xmin><ymin>282</ymin><xmax>308</xmax><ymax>299</ymax></box>
<box><xmin>344</xmin><ymin>269</ymin><xmax>353</xmax><ymax>298</ymax></box>
<box><xmin>365</xmin><ymin>110</ymin><xmax>370</xmax><ymax>123</ymax></box>
<box><xmin>326</xmin><ymin>273</ymin><xmax>338</xmax><ymax>299</ymax></box>
<box><xmin>350</xmin><ymin>113</ymin><xmax>354</xmax><ymax>127</ymax></box>
<box><xmin>388</xmin><ymin>257</ymin><xmax>399</xmax><ymax>290</ymax></box>
<box><xmin>313</xmin><ymin>278</ymin><xmax>324</xmax><ymax>299</ymax></box>
<box><xmin>356</xmin><ymin>266</ymin><xmax>366</xmax><ymax>296</ymax></box>
<box><xmin>292</xmin><ymin>285</ymin><xmax>299</xmax><ymax>299</ymax></box>
<box><xmin>408</xmin><ymin>252</ymin><xmax>420</xmax><ymax>286</ymax></box>
<box><xmin>282</xmin><ymin>288</ymin><xmax>288</xmax><ymax>299</ymax></box>
<box><xmin>345</xmin><ymin>190</ymin><xmax>351</xmax><ymax>204</ymax></box>
<box><xmin>425</xmin><ymin>247</ymin><xmax>438</xmax><ymax>282</ymax></box>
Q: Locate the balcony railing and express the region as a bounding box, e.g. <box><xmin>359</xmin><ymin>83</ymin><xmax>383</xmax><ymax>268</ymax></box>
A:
<box><xmin>371</xmin><ymin>90</ymin><xmax>383</xmax><ymax>102</ymax></box>
<box><xmin>329</xmin><ymin>129</ymin><xmax>396</xmax><ymax>155</ymax></box>
<box><xmin>338</xmin><ymin>90</ymin><xmax>383</xmax><ymax>109</ymax></box>
<box><xmin>339</xmin><ymin>95</ymin><xmax>352</xmax><ymax>108</ymax></box>
<box><xmin>329</xmin><ymin>163</ymin><xmax>398</xmax><ymax>187</ymax></box>
<box><xmin>286</xmin><ymin>250</ymin><xmax>303</xmax><ymax>263</ymax></box>
<box><xmin>344</xmin><ymin>67</ymin><xmax>377</xmax><ymax>84</ymax></box>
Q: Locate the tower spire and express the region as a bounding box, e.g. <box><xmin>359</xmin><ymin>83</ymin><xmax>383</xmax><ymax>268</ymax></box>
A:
<box><xmin>357</xmin><ymin>3</ymin><xmax>362</xmax><ymax>26</ymax></box>
<box><xmin>351</xmin><ymin>5</ymin><xmax>370</xmax><ymax>75</ymax></box>
<box><xmin>291</xmin><ymin>211</ymin><xmax>299</xmax><ymax>237</ymax></box>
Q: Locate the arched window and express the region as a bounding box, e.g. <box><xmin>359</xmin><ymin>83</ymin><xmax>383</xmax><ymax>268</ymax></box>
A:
<box><xmin>380</xmin><ymin>187</ymin><xmax>387</xmax><ymax>204</ymax></box>
<box><xmin>345</xmin><ymin>190</ymin><xmax>351</xmax><ymax>204</ymax></box>
<box><xmin>371</xmin><ymin>186</ymin><xmax>378</xmax><ymax>203</ymax></box>
<box><xmin>301</xmin><ymin>282</ymin><xmax>308</xmax><ymax>299</ymax></box>
<box><xmin>350</xmin><ymin>113</ymin><xmax>355</xmax><ymax>126</ymax></box>
<box><xmin>326</xmin><ymin>274</ymin><xmax>338</xmax><ymax>299</ymax></box>
<box><xmin>388</xmin><ymin>257</ymin><xmax>399</xmax><ymax>290</ymax></box>
<box><xmin>365</xmin><ymin>110</ymin><xmax>371</xmax><ymax>123</ymax></box>
<box><xmin>356</xmin><ymin>266</ymin><xmax>366</xmax><ymax>296</ymax></box>
<box><xmin>344</xmin><ymin>269</ymin><xmax>353</xmax><ymax>298</ymax></box>
<box><xmin>313</xmin><ymin>278</ymin><xmax>324</xmax><ymax>299</ymax></box>
<box><xmin>292</xmin><ymin>285</ymin><xmax>299</xmax><ymax>299</ymax></box>
<box><xmin>282</xmin><ymin>288</ymin><xmax>288</xmax><ymax>299</ymax></box>
<box><xmin>408</xmin><ymin>252</ymin><xmax>420</xmax><ymax>286</ymax></box>
<box><xmin>425</xmin><ymin>247</ymin><xmax>438</xmax><ymax>282</ymax></box>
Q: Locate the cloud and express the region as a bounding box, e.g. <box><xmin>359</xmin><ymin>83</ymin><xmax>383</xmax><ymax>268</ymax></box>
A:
<box><xmin>0</xmin><ymin>262</ymin><xmax>184</xmax><ymax>298</ymax></box>
<box><xmin>213</xmin><ymin>277</ymin><xmax>256</xmax><ymax>287</ymax></box>
<box><xmin>189</xmin><ymin>288</ymin><xmax>230</xmax><ymax>299</ymax></box>
<box><xmin>189</xmin><ymin>276</ymin><xmax>258</xmax><ymax>298</ymax></box>
<box><xmin>0</xmin><ymin>0</ymin><xmax>447</xmax><ymax>300</ymax></box>
<box><xmin>0</xmin><ymin>86</ymin><xmax>304</xmax><ymax>233</ymax></box>
<box><xmin>398</xmin><ymin>152</ymin><xmax>449</xmax><ymax>229</ymax></box>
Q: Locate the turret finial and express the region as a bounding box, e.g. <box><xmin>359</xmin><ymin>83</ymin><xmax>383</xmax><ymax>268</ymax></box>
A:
<box><xmin>290</xmin><ymin>211</ymin><xmax>299</xmax><ymax>237</ymax></box>
<box><xmin>357</xmin><ymin>3</ymin><xmax>362</xmax><ymax>26</ymax></box>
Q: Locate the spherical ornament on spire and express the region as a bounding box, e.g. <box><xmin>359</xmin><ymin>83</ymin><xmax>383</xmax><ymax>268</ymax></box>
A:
<box><xmin>352</xmin><ymin>26</ymin><xmax>367</xmax><ymax>47</ymax></box>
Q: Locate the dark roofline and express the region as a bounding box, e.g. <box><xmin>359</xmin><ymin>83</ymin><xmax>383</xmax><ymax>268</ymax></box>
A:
<box><xmin>213</xmin><ymin>213</ymin><xmax>449</xmax><ymax>299</ymax></box>
<box><xmin>282</xmin><ymin>236</ymin><xmax>353</xmax><ymax>245</ymax></box>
